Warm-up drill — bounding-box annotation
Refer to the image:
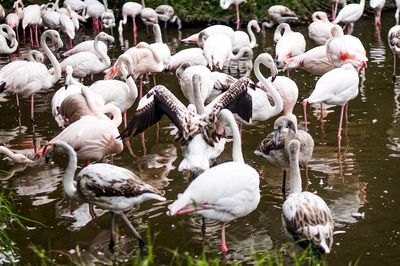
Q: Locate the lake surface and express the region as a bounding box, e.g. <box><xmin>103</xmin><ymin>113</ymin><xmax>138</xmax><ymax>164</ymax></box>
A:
<box><xmin>0</xmin><ymin>10</ymin><xmax>399</xmax><ymax>265</ymax></box>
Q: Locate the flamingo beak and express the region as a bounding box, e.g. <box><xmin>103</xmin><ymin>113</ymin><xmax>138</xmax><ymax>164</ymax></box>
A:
<box><xmin>273</xmin><ymin>128</ymin><xmax>280</xmax><ymax>148</ymax></box>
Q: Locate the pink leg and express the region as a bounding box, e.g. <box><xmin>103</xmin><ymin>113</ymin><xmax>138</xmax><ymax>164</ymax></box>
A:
<box><xmin>30</xmin><ymin>94</ymin><xmax>34</xmax><ymax>122</ymax></box>
<box><xmin>333</xmin><ymin>1</ymin><xmax>339</xmax><ymax>20</ymax></box>
<box><xmin>221</xmin><ymin>223</ymin><xmax>228</xmax><ymax>255</ymax></box>
<box><xmin>98</xmin><ymin>18</ymin><xmax>103</xmax><ymax>31</ymax></box>
<box><xmin>35</xmin><ymin>25</ymin><xmax>39</xmax><ymax>46</ymax></box>
<box><xmin>23</xmin><ymin>26</ymin><xmax>26</xmax><ymax>41</ymax></box>
<box><xmin>29</xmin><ymin>26</ymin><xmax>33</xmax><ymax>47</ymax></box>
<box><xmin>337</xmin><ymin>104</ymin><xmax>346</xmax><ymax>147</ymax></box>
<box><xmin>123</xmin><ymin>111</ymin><xmax>127</xmax><ymax>128</ymax></box>
<box><xmin>303</xmin><ymin>100</ymin><xmax>308</xmax><ymax>131</ymax></box>
<box><xmin>236</xmin><ymin>4</ymin><xmax>240</xmax><ymax>30</ymax></box>
<box><xmin>133</xmin><ymin>17</ymin><xmax>137</xmax><ymax>45</ymax></box>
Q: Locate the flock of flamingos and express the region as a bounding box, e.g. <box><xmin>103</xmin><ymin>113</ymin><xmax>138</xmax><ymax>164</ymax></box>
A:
<box><xmin>0</xmin><ymin>0</ymin><xmax>398</xmax><ymax>260</ymax></box>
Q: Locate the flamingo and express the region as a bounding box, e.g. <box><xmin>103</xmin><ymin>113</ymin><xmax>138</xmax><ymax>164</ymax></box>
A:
<box><xmin>51</xmin><ymin>65</ymin><xmax>82</xmax><ymax>127</ymax></box>
<box><xmin>0</xmin><ymin>4</ymin><xmax>4</xmax><ymax>19</ymax></box>
<box><xmin>60</xmin><ymin>5</ymin><xmax>76</xmax><ymax>47</ymax></box>
<box><xmin>43</xmin><ymin>141</ymin><xmax>165</xmax><ymax>252</ymax></box>
<box><xmin>41</xmin><ymin>3</ymin><xmax>61</xmax><ymax>30</ymax></box>
<box><xmin>274</xmin><ymin>23</ymin><xmax>306</xmax><ymax>68</ymax></box>
<box><xmin>303</xmin><ymin>63</ymin><xmax>359</xmax><ymax>146</ymax></box>
<box><xmin>200</xmin><ymin>32</ymin><xmax>233</xmax><ymax>70</ymax></box>
<box><xmin>105</xmin><ymin>41</ymin><xmax>163</xmax><ymax>97</ymax></box>
<box><xmin>262</xmin><ymin>5</ymin><xmax>298</xmax><ymax>28</ymax></box>
<box><xmin>0</xmin><ymin>30</ymin><xmax>63</xmax><ymax>122</ymax></box>
<box><xmin>181</xmin><ymin>24</ymin><xmax>235</xmax><ymax>45</ymax></box>
<box><xmin>326</xmin><ymin>25</ymin><xmax>368</xmax><ymax>70</ymax></box>
<box><xmin>22</xmin><ymin>4</ymin><xmax>42</xmax><ymax>46</ymax></box>
<box><xmin>333</xmin><ymin>0</ymin><xmax>365</xmax><ymax>34</ymax></box>
<box><xmin>0</xmin><ymin>24</ymin><xmax>18</xmax><ymax>55</ymax></box>
<box><xmin>120</xmin><ymin>1</ymin><xmax>142</xmax><ymax>43</ymax></box>
<box><xmin>283</xmin><ymin>45</ymin><xmax>334</xmax><ymax>76</ymax></box>
<box><xmin>118</xmin><ymin>79</ymin><xmax>255</xmax><ymax>174</ymax></box>
<box><xmin>37</xmin><ymin>101</ymin><xmax>123</xmax><ymax>162</ymax></box>
<box><xmin>396</xmin><ymin>0</ymin><xmax>400</xmax><ymax>25</ymax></box>
<box><xmin>332</xmin><ymin>0</ymin><xmax>347</xmax><ymax>20</ymax></box>
<box><xmin>6</xmin><ymin>9</ymin><xmax>21</xmax><ymax>40</ymax></box>
<box><xmin>219</xmin><ymin>0</ymin><xmax>246</xmax><ymax>30</ymax></box>
<box><xmin>62</xmin><ymin>36</ymin><xmax>107</xmax><ymax>58</ymax></box>
<box><xmin>308</xmin><ymin>12</ymin><xmax>334</xmax><ymax>45</ymax></box>
<box><xmin>176</xmin><ymin>63</ymin><xmax>236</xmax><ymax>106</ymax></box>
<box><xmin>0</xmin><ymin>145</ymin><xmax>32</xmax><ymax>164</ymax></box>
<box><xmin>64</xmin><ymin>0</ymin><xmax>86</xmax><ymax>12</ymax></box>
<box><xmin>282</xmin><ymin>137</ymin><xmax>334</xmax><ymax>254</ymax></box>
<box><xmin>89</xmin><ymin>54</ymin><xmax>138</xmax><ymax>128</ymax></box>
<box><xmin>150</xmin><ymin>24</ymin><xmax>171</xmax><ymax>70</ymax></box>
<box><xmin>167</xmin><ymin>48</ymin><xmax>208</xmax><ymax>70</ymax></box>
<box><xmin>155</xmin><ymin>4</ymin><xmax>182</xmax><ymax>30</ymax></box>
<box><xmin>256</xmin><ymin>115</ymin><xmax>314</xmax><ymax>194</ymax></box>
<box><xmin>140</xmin><ymin>1</ymin><xmax>158</xmax><ymax>31</ymax></box>
<box><xmin>168</xmin><ymin>109</ymin><xmax>260</xmax><ymax>255</ymax></box>
<box><xmin>85</xmin><ymin>0</ymin><xmax>105</xmax><ymax>31</ymax></box>
<box><xmin>232</xmin><ymin>19</ymin><xmax>260</xmax><ymax>52</ymax></box>
<box><xmin>370</xmin><ymin>0</ymin><xmax>386</xmax><ymax>27</ymax></box>
<box><xmin>59</xmin><ymin>32</ymin><xmax>114</xmax><ymax>78</ymax></box>
<box><xmin>388</xmin><ymin>25</ymin><xmax>400</xmax><ymax>79</ymax></box>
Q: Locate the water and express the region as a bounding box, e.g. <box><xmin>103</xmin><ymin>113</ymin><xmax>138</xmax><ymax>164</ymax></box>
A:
<box><xmin>0</xmin><ymin>11</ymin><xmax>400</xmax><ymax>265</ymax></box>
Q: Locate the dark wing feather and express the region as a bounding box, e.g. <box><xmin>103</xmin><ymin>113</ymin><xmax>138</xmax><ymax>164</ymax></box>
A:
<box><xmin>118</xmin><ymin>85</ymin><xmax>189</xmax><ymax>139</ymax></box>
<box><xmin>258</xmin><ymin>131</ymin><xmax>287</xmax><ymax>154</ymax></box>
<box><xmin>212</xmin><ymin>77</ymin><xmax>254</xmax><ymax>123</ymax></box>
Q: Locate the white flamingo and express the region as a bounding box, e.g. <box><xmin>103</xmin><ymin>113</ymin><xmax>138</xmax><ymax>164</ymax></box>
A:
<box><xmin>59</xmin><ymin>32</ymin><xmax>114</xmax><ymax>78</ymax></box>
<box><xmin>263</xmin><ymin>5</ymin><xmax>298</xmax><ymax>28</ymax></box>
<box><xmin>22</xmin><ymin>4</ymin><xmax>42</xmax><ymax>46</ymax></box>
<box><xmin>0</xmin><ymin>24</ymin><xmax>18</xmax><ymax>55</ymax></box>
<box><xmin>370</xmin><ymin>0</ymin><xmax>385</xmax><ymax>27</ymax></box>
<box><xmin>168</xmin><ymin>109</ymin><xmax>260</xmax><ymax>255</ymax></box>
<box><xmin>308</xmin><ymin>11</ymin><xmax>334</xmax><ymax>45</ymax></box>
<box><xmin>303</xmin><ymin>64</ymin><xmax>359</xmax><ymax>146</ymax></box>
<box><xmin>89</xmin><ymin>54</ymin><xmax>138</xmax><ymax>128</ymax></box>
<box><xmin>333</xmin><ymin>0</ymin><xmax>365</xmax><ymax>34</ymax></box>
<box><xmin>219</xmin><ymin>0</ymin><xmax>246</xmax><ymax>30</ymax></box>
<box><xmin>0</xmin><ymin>145</ymin><xmax>32</xmax><ymax>164</ymax></box>
<box><xmin>326</xmin><ymin>25</ymin><xmax>367</xmax><ymax>70</ymax></box>
<box><xmin>44</xmin><ymin>141</ymin><xmax>165</xmax><ymax>252</ymax></box>
<box><xmin>0</xmin><ymin>30</ymin><xmax>63</xmax><ymax>121</ymax></box>
<box><xmin>389</xmin><ymin>25</ymin><xmax>400</xmax><ymax>78</ymax></box>
<box><xmin>155</xmin><ymin>4</ymin><xmax>182</xmax><ymax>30</ymax></box>
<box><xmin>232</xmin><ymin>19</ymin><xmax>260</xmax><ymax>52</ymax></box>
<box><xmin>167</xmin><ymin>48</ymin><xmax>208</xmax><ymax>70</ymax></box>
<box><xmin>274</xmin><ymin>23</ymin><xmax>306</xmax><ymax>68</ymax></box>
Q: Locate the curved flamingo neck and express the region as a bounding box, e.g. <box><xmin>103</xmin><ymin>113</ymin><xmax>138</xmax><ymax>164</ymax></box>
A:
<box><xmin>141</xmin><ymin>0</ymin><xmax>146</xmax><ymax>8</ymax></box>
<box><xmin>137</xmin><ymin>42</ymin><xmax>161</xmax><ymax>63</ymax></box>
<box><xmin>0</xmin><ymin>146</ymin><xmax>20</xmax><ymax>162</ymax></box>
<box><xmin>94</xmin><ymin>35</ymin><xmax>111</xmax><ymax>68</ymax></box>
<box><xmin>254</xmin><ymin>56</ymin><xmax>283</xmax><ymax>116</ymax></box>
<box><xmin>57</xmin><ymin>141</ymin><xmax>80</xmax><ymax>200</ymax></box>
<box><xmin>219</xmin><ymin>109</ymin><xmax>244</xmax><ymax>163</ymax></box>
<box><xmin>192</xmin><ymin>74</ymin><xmax>206</xmax><ymax>114</ymax></box>
<box><xmin>118</xmin><ymin>56</ymin><xmax>138</xmax><ymax>103</ymax></box>
<box><xmin>153</xmin><ymin>24</ymin><xmax>163</xmax><ymax>43</ymax></box>
<box><xmin>247</xmin><ymin>20</ymin><xmax>259</xmax><ymax>48</ymax></box>
<box><xmin>288</xmin><ymin>139</ymin><xmax>302</xmax><ymax>194</ymax></box>
<box><xmin>41</xmin><ymin>32</ymin><xmax>61</xmax><ymax>84</ymax></box>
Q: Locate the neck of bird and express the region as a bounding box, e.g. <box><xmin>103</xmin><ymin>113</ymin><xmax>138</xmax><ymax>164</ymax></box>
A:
<box><xmin>0</xmin><ymin>146</ymin><xmax>19</xmax><ymax>162</ymax></box>
<box><xmin>61</xmin><ymin>143</ymin><xmax>79</xmax><ymax>200</ymax></box>
<box><xmin>119</xmin><ymin>59</ymin><xmax>138</xmax><ymax>102</ymax></box>
<box><xmin>94</xmin><ymin>36</ymin><xmax>110</xmax><ymax>67</ymax></box>
<box><xmin>220</xmin><ymin>109</ymin><xmax>244</xmax><ymax>163</ymax></box>
<box><xmin>288</xmin><ymin>140</ymin><xmax>302</xmax><ymax>194</ymax></box>
<box><xmin>247</xmin><ymin>21</ymin><xmax>258</xmax><ymax>49</ymax></box>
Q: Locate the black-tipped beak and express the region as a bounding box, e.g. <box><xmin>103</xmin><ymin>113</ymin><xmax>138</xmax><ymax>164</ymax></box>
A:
<box><xmin>273</xmin><ymin>128</ymin><xmax>280</xmax><ymax>148</ymax></box>
<box><xmin>271</xmin><ymin>74</ymin><xmax>277</xmax><ymax>82</ymax></box>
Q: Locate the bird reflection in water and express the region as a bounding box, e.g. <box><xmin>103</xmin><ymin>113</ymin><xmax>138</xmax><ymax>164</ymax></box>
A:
<box><xmin>308</xmin><ymin>144</ymin><xmax>367</xmax><ymax>226</ymax></box>
<box><xmin>387</xmin><ymin>79</ymin><xmax>400</xmax><ymax>156</ymax></box>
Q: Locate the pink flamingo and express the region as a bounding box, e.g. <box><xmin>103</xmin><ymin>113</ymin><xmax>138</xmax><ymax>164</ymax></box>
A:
<box><xmin>121</xmin><ymin>1</ymin><xmax>142</xmax><ymax>44</ymax></box>
<box><xmin>219</xmin><ymin>0</ymin><xmax>246</xmax><ymax>30</ymax></box>
<box><xmin>303</xmin><ymin>64</ymin><xmax>359</xmax><ymax>147</ymax></box>
<box><xmin>22</xmin><ymin>4</ymin><xmax>42</xmax><ymax>46</ymax></box>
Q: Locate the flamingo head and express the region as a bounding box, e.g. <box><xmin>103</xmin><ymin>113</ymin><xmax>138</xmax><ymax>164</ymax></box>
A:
<box><xmin>97</xmin><ymin>32</ymin><xmax>115</xmax><ymax>44</ymax></box>
<box><xmin>47</xmin><ymin>30</ymin><xmax>63</xmax><ymax>49</ymax></box>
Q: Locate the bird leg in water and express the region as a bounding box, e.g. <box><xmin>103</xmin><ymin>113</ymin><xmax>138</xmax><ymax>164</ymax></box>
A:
<box><xmin>236</xmin><ymin>4</ymin><xmax>240</xmax><ymax>30</ymax></box>
<box><xmin>220</xmin><ymin>223</ymin><xmax>228</xmax><ymax>255</ymax></box>
<box><xmin>30</xmin><ymin>94</ymin><xmax>35</xmax><ymax>123</ymax></box>
<box><xmin>337</xmin><ymin>104</ymin><xmax>346</xmax><ymax>148</ymax></box>
<box><xmin>201</xmin><ymin>217</ymin><xmax>206</xmax><ymax>239</ymax></box>
<box><xmin>140</xmin><ymin>132</ymin><xmax>147</xmax><ymax>155</ymax></box>
<box><xmin>153</xmin><ymin>74</ymin><xmax>157</xmax><ymax>86</ymax></box>
<box><xmin>29</xmin><ymin>25</ymin><xmax>34</xmax><ymax>47</ymax></box>
<box><xmin>303</xmin><ymin>100</ymin><xmax>308</xmax><ymax>131</ymax></box>
<box><xmin>35</xmin><ymin>25</ymin><xmax>39</xmax><ymax>46</ymax></box>
<box><xmin>109</xmin><ymin>212</ymin><xmax>116</xmax><ymax>252</ymax></box>
<box><xmin>123</xmin><ymin>111</ymin><xmax>127</xmax><ymax>128</ymax></box>
<box><xmin>132</xmin><ymin>17</ymin><xmax>137</xmax><ymax>45</ymax></box>
<box><xmin>281</xmin><ymin>170</ymin><xmax>287</xmax><ymax>195</ymax></box>
<box><xmin>119</xmin><ymin>211</ymin><xmax>146</xmax><ymax>253</ymax></box>
<box><xmin>393</xmin><ymin>55</ymin><xmax>397</xmax><ymax>82</ymax></box>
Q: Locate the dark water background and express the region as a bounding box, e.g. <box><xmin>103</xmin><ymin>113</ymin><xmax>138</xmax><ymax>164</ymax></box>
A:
<box><xmin>0</xmin><ymin>11</ymin><xmax>399</xmax><ymax>265</ymax></box>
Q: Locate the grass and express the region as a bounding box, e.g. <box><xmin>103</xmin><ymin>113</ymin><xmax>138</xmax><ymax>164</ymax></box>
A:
<box><xmin>28</xmin><ymin>225</ymin><xmax>356</xmax><ymax>266</ymax></box>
